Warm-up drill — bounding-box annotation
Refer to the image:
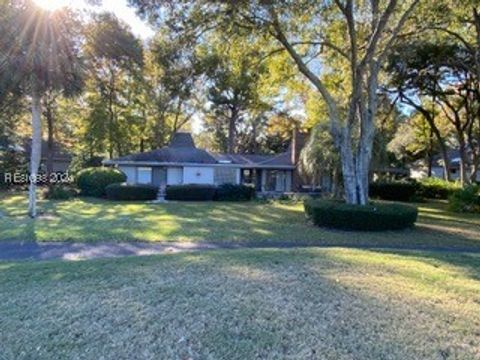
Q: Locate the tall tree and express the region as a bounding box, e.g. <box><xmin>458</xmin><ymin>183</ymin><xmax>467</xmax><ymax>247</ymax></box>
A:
<box><xmin>1</xmin><ymin>1</ymin><xmax>83</xmax><ymax>217</ymax></box>
<box><xmin>199</xmin><ymin>36</ymin><xmax>270</xmax><ymax>153</ymax></box>
<box><xmin>131</xmin><ymin>0</ymin><xmax>421</xmax><ymax>204</ymax></box>
<box><xmin>386</xmin><ymin>42</ymin><xmax>457</xmax><ymax>180</ymax></box>
<box><xmin>83</xmin><ymin>12</ymin><xmax>143</xmax><ymax>159</ymax></box>
<box><xmin>144</xmin><ymin>30</ymin><xmax>201</xmax><ymax>149</ymax></box>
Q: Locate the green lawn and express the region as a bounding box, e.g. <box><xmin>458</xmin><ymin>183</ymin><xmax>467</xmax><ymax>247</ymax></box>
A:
<box><xmin>0</xmin><ymin>248</ymin><xmax>478</xmax><ymax>359</ymax></box>
<box><xmin>0</xmin><ymin>192</ymin><xmax>479</xmax><ymax>248</ymax></box>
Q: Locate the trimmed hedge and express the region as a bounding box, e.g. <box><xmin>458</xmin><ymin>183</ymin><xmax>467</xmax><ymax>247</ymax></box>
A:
<box><xmin>416</xmin><ymin>178</ymin><xmax>460</xmax><ymax>200</ymax></box>
<box><xmin>166</xmin><ymin>184</ymin><xmax>217</xmax><ymax>201</ymax></box>
<box><xmin>214</xmin><ymin>184</ymin><xmax>256</xmax><ymax>201</ymax></box>
<box><xmin>448</xmin><ymin>185</ymin><xmax>480</xmax><ymax>213</ymax></box>
<box><xmin>304</xmin><ymin>199</ymin><xmax>418</xmax><ymax>231</ymax></box>
<box><xmin>76</xmin><ymin>167</ymin><xmax>126</xmax><ymax>197</ymax></box>
<box><xmin>106</xmin><ymin>183</ymin><xmax>158</xmax><ymax>201</ymax></box>
<box><xmin>369</xmin><ymin>181</ymin><xmax>417</xmax><ymax>202</ymax></box>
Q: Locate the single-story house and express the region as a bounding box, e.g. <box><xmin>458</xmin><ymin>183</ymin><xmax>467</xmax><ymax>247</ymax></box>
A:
<box><xmin>104</xmin><ymin>132</ymin><xmax>306</xmax><ymax>193</ymax></box>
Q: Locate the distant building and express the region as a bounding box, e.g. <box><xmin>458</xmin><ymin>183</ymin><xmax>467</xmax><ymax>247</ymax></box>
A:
<box><xmin>410</xmin><ymin>150</ymin><xmax>479</xmax><ymax>181</ymax></box>
<box><xmin>23</xmin><ymin>139</ymin><xmax>73</xmax><ymax>173</ymax></box>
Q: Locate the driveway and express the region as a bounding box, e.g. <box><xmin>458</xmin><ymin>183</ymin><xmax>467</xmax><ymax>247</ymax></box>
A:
<box><xmin>0</xmin><ymin>241</ymin><xmax>479</xmax><ymax>261</ymax></box>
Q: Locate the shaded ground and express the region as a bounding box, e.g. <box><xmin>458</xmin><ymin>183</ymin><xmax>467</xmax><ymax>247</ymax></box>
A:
<box><xmin>0</xmin><ymin>248</ymin><xmax>479</xmax><ymax>359</ymax></box>
<box><xmin>0</xmin><ymin>192</ymin><xmax>479</xmax><ymax>249</ymax></box>
<box><xmin>1</xmin><ymin>240</ymin><xmax>480</xmax><ymax>261</ymax></box>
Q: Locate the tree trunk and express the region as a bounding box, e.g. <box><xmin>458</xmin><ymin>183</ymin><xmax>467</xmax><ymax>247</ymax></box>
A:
<box><xmin>45</xmin><ymin>98</ymin><xmax>54</xmax><ymax>178</ymax></box>
<box><xmin>28</xmin><ymin>83</ymin><xmax>42</xmax><ymax>218</ymax></box>
<box><xmin>458</xmin><ymin>134</ymin><xmax>469</xmax><ymax>186</ymax></box>
<box><xmin>227</xmin><ymin>108</ymin><xmax>238</xmax><ymax>154</ymax></box>
<box><xmin>470</xmin><ymin>156</ymin><xmax>479</xmax><ymax>182</ymax></box>
<box><xmin>339</xmin><ymin>131</ymin><xmax>358</xmax><ymax>204</ymax></box>
<box><xmin>108</xmin><ymin>68</ymin><xmax>115</xmax><ymax>159</ymax></box>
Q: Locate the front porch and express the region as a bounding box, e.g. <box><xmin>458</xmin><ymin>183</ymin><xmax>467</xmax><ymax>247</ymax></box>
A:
<box><xmin>240</xmin><ymin>168</ymin><xmax>292</xmax><ymax>193</ymax></box>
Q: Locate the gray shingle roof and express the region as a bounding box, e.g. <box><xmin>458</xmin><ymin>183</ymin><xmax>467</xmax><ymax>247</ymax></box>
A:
<box><xmin>108</xmin><ymin>132</ymin><xmax>294</xmax><ymax>168</ymax></box>
<box><xmin>23</xmin><ymin>139</ymin><xmax>72</xmax><ymax>162</ymax></box>
<box><xmin>114</xmin><ymin>147</ymin><xmax>218</xmax><ymax>164</ymax></box>
<box><xmin>169</xmin><ymin>132</ymin><xmax>196</xmax><ymax>148</ymax></box>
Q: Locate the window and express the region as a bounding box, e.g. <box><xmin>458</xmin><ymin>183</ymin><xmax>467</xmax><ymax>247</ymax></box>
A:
<box><xmin>214</xmin><ymin>167</ymin><xmax>237</xmax><ymax>185</ymax></box>
<box><xmin>265</xmin><ymin>170</ymin><xmax>286</xmax><ymax>192</ymax></box>
<box><xmin>137</xmin><ymin>167</ymin><xmax>152</xmax><ymax>184</ymax></box>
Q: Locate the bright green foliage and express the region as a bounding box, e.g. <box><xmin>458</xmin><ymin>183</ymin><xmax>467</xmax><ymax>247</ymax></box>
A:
<box><xmin>76</xmin><ymin>167</ymin><xmax>127</xmax><ymax>197</ymax></box>
<box><xmin>0</xmin><ymin>193</ymin><xmax>479</xmax><ymax>248</ymax></box>
<box><xmin>199</xmin><ymin>35</ymin><xmax>272</xmax><ymax>153</ymax></box>
<box><xmin>81</xmin><ymin>12</ymin><xmax>144</xmax><ymax>159</ymax></box>
<box><xmin>417</xmin><ymin>178</ymin><xmax>461</xmax><ymax>200</ymax></box>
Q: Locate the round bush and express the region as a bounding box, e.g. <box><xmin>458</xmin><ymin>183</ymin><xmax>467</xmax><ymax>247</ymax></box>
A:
<box><xmin>369</xmin><ymin>181</ymin><xmax>417</xmax><ymax>202</ymax></box>
<box><xmin>304</xmin><ymin>199</ymin><xmax>418</xmax><ymax>231</ymax></box>
<box><xmin>166</xmin><ymin>184</ymin><xmax>217</xmax><ymax>201</ymax></box>
<box><xmin>214</xmin><ymin>184</ymin><xmax>256</xmax><ymax>201</ymax></box>
<box><xmin>106</xmin><ymin>183</ymin><xmax>158</xmax><ymax>201</ymax></box>
<box><xmin>76</xmin><ymin>167</ymin><xmax>126</xmax><ymax>197</ymax></box>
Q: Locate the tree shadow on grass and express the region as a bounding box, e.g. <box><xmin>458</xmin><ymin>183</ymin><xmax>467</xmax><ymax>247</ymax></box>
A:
<box><xmin>1</xmin><ymin>248</ymin><xmax>478</xmax><ymax>359</ymax></box>
<box><xmin>1</xmin><ymin>195</ymin><xmax>480</xmax><ymax>251</ymax></box>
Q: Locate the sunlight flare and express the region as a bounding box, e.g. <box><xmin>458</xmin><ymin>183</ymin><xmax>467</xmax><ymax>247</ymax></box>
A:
<box><xmin>33</xmin><ymin>0</ymin><xmax>72</xmax><ymax>11</ymax></box>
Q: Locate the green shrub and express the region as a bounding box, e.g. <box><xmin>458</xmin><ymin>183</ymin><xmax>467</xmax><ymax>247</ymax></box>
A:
<box><xmin>105</xmin><ymin>183</ymin><xmax>158</xmax><ymax>201</ymax></box>
<box><xmin>76</xmin><ymin>167</ymin><xmax>126</xmax><ymax>197</ymax></box>
<box><xmin>448</xmin><ymin>185</ymin><xmax>480</xmax><ymax>213</ymax></box>
<box><xmin>369</xmin><ymin>181</ymin><xmax>417</xmax><ymax>202</ymax></box>
<box><xmin>43</xmin><ymin>185</ymin><xmax>77</xmax><ymax>200</ymax></box>
<box><xmin>166</xmin><ymin>184</ymin><xmax>217</xmax><ymax>201</ymax></box>
<box><xmin>304</xmin><ymin>199</ymin><xmax>418</xmax><ymax>231</ymax></box>
<box><xmin>417</xmin><ymin>178</ymin><xmax>460</xmax><ymax>199</ymax></box>
<box><xmin>214</xmin><ymin>184</ymin><xmax>255</xmax><ymax>201</ymax></box>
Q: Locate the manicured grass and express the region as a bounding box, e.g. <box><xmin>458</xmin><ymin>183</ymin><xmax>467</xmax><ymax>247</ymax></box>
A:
<box><xmin>0</xmin><ymin>248</ymin><xmax>478</xmax><ymax>359</ymax></box>
<box><xmin>0</xmin><ymin>192</ymin><xmax>479</xmax><ymax>248</ymax></box>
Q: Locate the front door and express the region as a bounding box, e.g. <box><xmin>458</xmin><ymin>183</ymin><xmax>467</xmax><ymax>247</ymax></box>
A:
<box><xmin>152</xmin><ymin>167</ymin><xmax>167</xmax><ymax>187</ymax></box>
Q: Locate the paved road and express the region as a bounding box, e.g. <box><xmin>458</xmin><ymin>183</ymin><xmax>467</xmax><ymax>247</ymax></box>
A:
<box><xmin>0</xmin><ymin>241</ymin><xmax>479</xmax><ymax>261</ymax></box>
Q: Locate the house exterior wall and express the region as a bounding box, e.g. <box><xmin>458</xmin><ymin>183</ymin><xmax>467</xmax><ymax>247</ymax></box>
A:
<box><xmin>167</xmin><ymin>167</ymin><xmax>183</xmax><ymax>185</ymax></box>
<box><xmin>119</xmin><ymin>166</ymin><xmax>137</xmax><ymax>184</ymax></box>
<box><xmin>213</xmin><ymin>167</ymin><xmax>240</xmax><ymax>185</ymax></box>
<box><xmin>183</xmin><ymin>166</ymin><xmax>214</xmax><ymax>184</ymax></box>
<box><xmin>117</xmin><ymin>164</ymin><xmax>294</xmax><ymax>192</ymax></box>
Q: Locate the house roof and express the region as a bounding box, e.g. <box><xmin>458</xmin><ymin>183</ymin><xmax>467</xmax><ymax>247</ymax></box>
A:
<box><xmin>23</xmin><ymin>139</ymin><xmax>72</xmax><ymax>162</ymax></box>
<box><xmin>106</xmin><ymin>132</ymin><xmax>295</xmax><ymax>169</ymax></box>
<box><xmin>110</xmin><ymin>133</ymin><xmax>217</xmax><ymax>165</ymax></box>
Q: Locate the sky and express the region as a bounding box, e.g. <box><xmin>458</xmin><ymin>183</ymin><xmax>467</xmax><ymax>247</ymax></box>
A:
<box><xmin>97</xmin><ymin>0</ymin><xmax>155</xmax><ymax>39</ymax></box>
<box><xmin>33</xmin><ymin>0</ymin><xmax>156</xmax><ymax>39</ymax></box>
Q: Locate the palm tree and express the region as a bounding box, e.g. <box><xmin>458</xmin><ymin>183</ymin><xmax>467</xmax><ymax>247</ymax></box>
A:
<box><xmin>1</xmin><ymin>1</ymin><xmax>83</xmax><ymax>217</ymax></box>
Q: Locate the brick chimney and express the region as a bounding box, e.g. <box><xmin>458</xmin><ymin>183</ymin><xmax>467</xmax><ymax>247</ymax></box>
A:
<box><xmin>290</xmin><ymin>128</ymin><xmax>307</xmax><ymax>165</ymax></box>
<box><xmin>290</xmin><ymin>128</ymin><xmax>308</xmax><ymax>192</ymax></box>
